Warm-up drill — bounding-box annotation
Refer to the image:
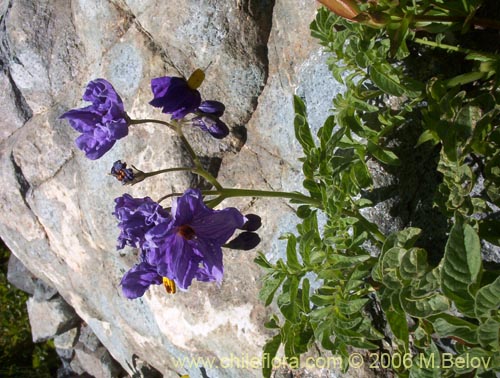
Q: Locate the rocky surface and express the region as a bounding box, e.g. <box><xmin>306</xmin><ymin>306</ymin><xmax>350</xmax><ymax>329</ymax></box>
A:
<box><xmin>0</xmin><ymin>1</ymin><xmax>369</xmax><ymax>377</ymax></box>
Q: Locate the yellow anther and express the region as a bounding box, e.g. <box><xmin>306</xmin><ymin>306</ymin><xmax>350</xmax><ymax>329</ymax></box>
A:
<box><xmin>187</xmin><ymin>68</ymin><xmax>205</xmax><ymax>90</ymax></box>
<box><xmin>163</xmin><ymin>277</ymin><xmax>176</xmax><ymax>294</ymax></box>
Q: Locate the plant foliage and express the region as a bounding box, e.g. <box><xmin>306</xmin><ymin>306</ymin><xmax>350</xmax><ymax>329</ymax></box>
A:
<box><xmin>258</xmin><ymin>1</ymin><xmax>500</xmax><ymax>376</ymax></box>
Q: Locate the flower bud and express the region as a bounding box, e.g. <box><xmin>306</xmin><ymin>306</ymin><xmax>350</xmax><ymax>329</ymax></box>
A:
<box><xmin>225</xmin><ymin>232</ymin><xmax>261</xmax><ymax>251</ymax></box>
<box><xmin>110</xmin><ymin>160</ymin><xmax>145</xmax><ymax>185</ymax></box>
<box><xmin>240</xmin><ymin>214</ymin><xmax>262</xmax><ymax>231</ymax></box>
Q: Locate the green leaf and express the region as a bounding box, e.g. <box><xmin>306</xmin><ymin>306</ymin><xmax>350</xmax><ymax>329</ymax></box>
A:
<box><xmin>254</xmin><ymin>252</ymin><xmax>273</xmax><ymax>270</ymax></box>
<box><xmin>367</xmin><ymin>140</ymin><xmax>401</xmax><ymax>166</ymax></box>
<box><xmin>399</xmin><ymin>248</ymin><xmax>429</xmax><ymax>281</ymax></box>
<box><xmin>416</xmin><ymin>129</ymin><xmax>439</xmax><ymax>148</ymax></box>
<box><xmin>264</xmin><ymin>315</ymin><xmax>280</xmax><ymax>329</ymax></box>
<box><xmin>259</xmin><ymin>273</ymin><xmax>285</xmax><ymax>306</ymax></box>
<box><xmin>475</xmin><ymin>276</ymin><xmax>500</xmax><ymax>319</ymax></box>
<box><xmin>337</xmin><ymin>298</ymin><xmax>369</xmax><ymax>316</ymax></box>
<box><xmin>386</xmin><ymin>310</ymin><xmax>409</xmax><ymax>351</ymax></box>
<box><xmin>369</xmin><ymin>64</ymin><xmax>406</xmax><ymax>97</ymax></box>
<box><xmin>285</xmin><ymin>234</ymin><xmax>302</xmax><ymax>272</ymax></box>
<box><xmin>400</xmin><ymin>288</ymin><xmax>450</xmax><ymax>318</ymax></box>
<box><xmin>410</xmin><ymin>342</ymin><xmax>441</xmax><ymax>378</ymax></box>
<box><xmin>262</xmin><ymin>334</ymin><xmax>281</xmax><ymax>378</ymax></box>
<box><xmin>294</xmin><ymin>96</ymin><xmax>315</xmax><ymax>153</ymax></box>
<box><xmin>301</xmin><ymin>278</ymin><xmax>311</xmax><ymax>313</ymax></box>
<box><xmin>441</xmin><ymin>218</ymin><xmax>482</xmax><ymax>317</ymax></box>
<box><xmin>431</xmin><ymin>314</ymin><xmax>478</xmax><ymax>344</ymax></box>
<box><xmin>477</xmin><ymin>317</ymin><xmax>500</xmax><ymax>349</ymax></box>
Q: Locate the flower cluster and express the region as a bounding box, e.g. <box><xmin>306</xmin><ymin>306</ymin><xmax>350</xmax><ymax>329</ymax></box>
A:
<box><xmin>115</xmin><ymin>189</ymin><xmax>246</xmax><ymax>299</ymax></box>
<box><xmin>62</xmin><ymin>69</ymin><xmax>259</xmax><ymax>300</ymax></box>
<box><xmin>61</xmin><ymin>70</ymin><xmax>229</xmax><ymax>160</ymax></box>
<box><xmin>150</xmin><ymin>75</ymin><xmax>229</xmax><ymax>139</ymax></box>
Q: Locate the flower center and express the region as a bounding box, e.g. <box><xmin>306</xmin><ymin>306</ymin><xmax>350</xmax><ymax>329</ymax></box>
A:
<box><xmin>177</xmin><ymin>224</ymin><xmax>196</xmax><ymax>240</ymax></box>
<box><xmin>114</xmin><ymin>169</ymin><xmax>127</xmax><ymax>181</ymax></box>
<box><xmin>162</xmin><ymin>277</ymin><xmax>176</xmax><ymax>294</ymax></box>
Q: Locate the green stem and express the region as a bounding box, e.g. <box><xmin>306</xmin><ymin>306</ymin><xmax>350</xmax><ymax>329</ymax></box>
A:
<box><xmin>202</xmin><ymin>188</ymin><xmax>323</xmax><ymax>208</ymax></box>
<box><xmin>412</xmin><ymin>14</ymin><xmax>500</xmax><ymax>30</ymax></box>
<box><xmin>413</xmin><ymin>37</ymin><xmax>492</xmax><ymax>57</ymax></box>
<box><xmin>143</xmin><ymin>167</ymin><xmax>193</xmax><ymax>178</ymax></box>
<box><xmin>128</xmin><ymin>117</ymin><xmax>176</xmax><ymax>132</ymax></box>
<box><xmin>128</xmin><ymin>117</ymin><xmax>223</xmax><ymax>190</ymax></box>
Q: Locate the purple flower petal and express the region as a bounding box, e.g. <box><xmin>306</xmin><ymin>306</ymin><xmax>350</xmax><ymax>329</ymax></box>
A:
<box><xmin>120</xmin><ymin>261</ymin><xmax>163</xmax><ymax>299</ymax></box>
<box><xmin>149</xmin><ymin>76</ymin><xmax>201</xmax><ymax>120</ymax></box>
<box><xmin>60</xmin><ymin>79</ymin><xmax>128</xmax><ymax>159</ymax></box>
<box><xmin>113</xmin><ymin>194</ymin><xmax>170</xmax><ymax>250</ymax></box>
<box><xmin>191</xmin><ymin>207</ymin><xmax>247</xmax><ymax>245</ymax></box>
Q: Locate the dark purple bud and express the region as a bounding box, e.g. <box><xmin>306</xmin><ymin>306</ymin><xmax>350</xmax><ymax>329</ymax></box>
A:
<box><xmin>192</xmin><ymin>116</ymin><xmax>229</xmax><ymax>139</ymax></box>
<box><xmin>225</xmin><ymin>232</ymin><xmax>261</xmax><ymax>251</ymax></box>
<box><xmin>241</xmin><ymin>214</ymin><xmax>262</xmax><ymax>231</ymax></box>
<box><xmin>197</xmin><ymin>101</ymin><xmax>225</xmax><ymax>117</ymax></box>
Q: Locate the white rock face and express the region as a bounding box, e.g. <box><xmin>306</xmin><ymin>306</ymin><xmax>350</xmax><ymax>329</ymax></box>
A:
<box><xmin>0</xmin><ymin>1</ymin><xmax>352</xmax><ymax>377</ymax></box>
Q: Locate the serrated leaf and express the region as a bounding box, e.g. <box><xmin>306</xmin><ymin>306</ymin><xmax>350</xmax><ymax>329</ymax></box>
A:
<box><xmin>441</xmin><ymin>218</ymin><xmax>482</xmax><ymax>317</ymax></box>
<box><xmin>475</xmin><ymin>276</ymin><xmax>500</xmax><ymax>319</ymax></box>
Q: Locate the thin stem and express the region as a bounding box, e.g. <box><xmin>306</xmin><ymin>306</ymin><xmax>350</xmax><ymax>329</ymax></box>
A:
<box><xmin>412</xmin><ymin>37</ymin><xmax>498</xmax><ymax>59</ymax></box>
<box><xmin>412</xmin><ymin>14</ymin><xmax>500</xmax><ymax>30</ymax></box>
<box><xmin>128</xmin><ymin>118</ymin><xmax>176</xmax><ymax>132</ymax></box>
<box><xmin>143</xmin><ymin>167</ymin><xmax>193</xmax><ymax>178</ymax></box>
<box><xmin>202</xmin><ymin>188</ymin><xmax>323</xmax><ymax>208</ymax></box>
<box><xmin>157</xmin><ymin>192</ymin><xmax>184</xmax><ymax>203</ymax></box>
<box><xmin>128</xmin><ymin>117</ymin><xmax>224</xmax><ymax>190</ymax></box>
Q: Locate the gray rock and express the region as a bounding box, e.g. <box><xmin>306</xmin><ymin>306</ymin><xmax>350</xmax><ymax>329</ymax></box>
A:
<box><xmin>73</xmin><ymin>344</ymin><xmax>125</xmax><ymax>378</ymax></box>
<box><xmin>54</xmin><ymin>327</ymin><xmax>79</xmax><ymax>349</ymax></box>
<box><xmin>78</xmin><ymin>323</ymin><xmax>102</xmax><ymax>352</ymax></box>
<box><xmin>33</xmin><ymin>277</ymin><xmax>59</xmax><ymax>301</ymax></box>
<box><xmin>7</xmin><ymin>253</ymin><xmax>37</xmax><ymax>295</ymax></box>
<box><xmin>0</xmin><ymin>1</ymin><xmax>377</xmax><ymax>377</ymax></box>
<box><xmin>27</xmin><ymin>296</ymin><xmax>80</xmax><ymax>342</ymax></box>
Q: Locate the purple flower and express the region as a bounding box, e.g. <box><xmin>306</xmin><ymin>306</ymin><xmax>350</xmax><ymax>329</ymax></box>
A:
<box><xmin>110</xmin><ymin>160</ymin><xmax>145</xmax><ymax>185</ymax></box>
<box><xmin>60</xmin><ymin>79</ymin><xmax>129</xmax><ymax>160</ymax></box>
<box><xmin>144</xmin><ymin>189</ymin><xmax>246</xmax><ymax>290</ymax></box>
<box><xmin>111</xmin><ymin>160</ymin><xmax>134</xmax><ymax>184</ymax></box>
<box><xmin>113</xmin><ymin>194</ymin><xmax>170</xmax><ymax>250</ymax></box>
<box><xmin>192</xmin><ymin>101</ymin><xmax>229</xmax><ymax>139</ymax></box>
<box><xmin>149</xmin><ymin>77</ymin><xmax>201</xmax><ymax>120</ymax></box>
<box><xmin>120</xmin><ymin>261</ymin><xmax>163</xmax><ymax>299</ymax></box>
